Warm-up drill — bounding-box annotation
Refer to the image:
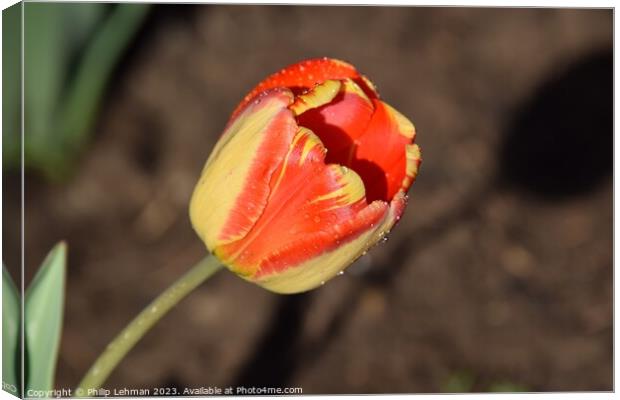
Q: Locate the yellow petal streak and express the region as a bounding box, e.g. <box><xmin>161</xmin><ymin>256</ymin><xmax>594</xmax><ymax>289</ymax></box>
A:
<box><xmin>189</xmin><ymin>90</ymin><xmax>295</xmax><ymax>249</ymax></box>
<box><xmin>290</xmin><ymin>80</ymin><xmax>341</xmax><ymax>115</ymax></box>
<box><xmin>402</xmin><ymin>143</ymin><xmax>422</xmax><ymax>189</ymax></box>
<box><xmin>342</xmin><ymin>78</ymin><xmax>372</xmax><ymax>107</ymax></box>
<box><xmin>268</xmin><ymin>126</ymin><xmax>326</xmax><ymax>202</ymax></box>
<box><xmin>310</xmin><ymin>165</ymin><xmax>366</xmax><ymax>211</ymax></box>
<box><xmin>384</xmin><ymin>101</ymin><xmax>416</xmax><ymax>139</ymax></box>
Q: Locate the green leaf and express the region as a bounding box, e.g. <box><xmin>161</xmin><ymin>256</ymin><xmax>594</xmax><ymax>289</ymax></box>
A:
<box><xmin>63</xmin><ymin>3</ymin><xmax>107</xmax><ymax>53</ymax></box>
<box><xmin>19</xmin><ymin>4</ymin><xmax>149</xmax><ymax>179</ymax></box>
<box><xmin>23</xmin><ymin>3</ymin><xmax>68</xmax><ymax>156</ymax></box>
<box><xmin>2</xmin><ymin>265</ymin><xmax>20</xmax><ymax>396</ymax></box>
<box><xmin>24</xmin><ymin>242</ymin><xmax>67</xmax><ymax>392</ymax></box>
<box><xmin>2</xmin><ymin>3</ymin><xmax>22</xmax><ymax>169</ymax></box>
<box><xmin>54</xmin><ymin>4</ymin><xmax>150</xmax><ymax>172</ymax></box>
<box><xmin>21</xmin><ymin>4</ymin><xmax>150</xmax><ymax>180</ymax></box>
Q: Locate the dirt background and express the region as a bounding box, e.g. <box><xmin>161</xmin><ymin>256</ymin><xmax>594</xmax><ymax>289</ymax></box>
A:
<box><xmin>4</xmin><ymin>5</ymin><xmax>613</xmax><ymax>394</ymax></box>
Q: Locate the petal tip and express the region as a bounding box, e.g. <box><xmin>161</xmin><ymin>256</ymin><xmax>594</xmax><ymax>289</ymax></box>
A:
<box><xmin>401</xmin><ymin>143</ymin><xmax>422</xmax><ymax>191</ymax></box>
<box><xmin>381</xmin><ymin>101</ymin><xmax>416</xmax><ymax>140</ymax></box>
<box><xmin>291</xmin><ymin>80</ymin><xmax>342</xmax><ymax>115</ymax></box>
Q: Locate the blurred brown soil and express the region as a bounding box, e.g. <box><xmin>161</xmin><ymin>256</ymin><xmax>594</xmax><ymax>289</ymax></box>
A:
<box><xmin>3</xmin><ymin>6</ymin><xmax>612</xmax><ymax>393</ymax></box>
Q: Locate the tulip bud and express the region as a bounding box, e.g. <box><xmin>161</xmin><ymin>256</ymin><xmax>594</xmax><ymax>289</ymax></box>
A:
<box><xmin>190</xmin><ymin>58</ymin><xmax>421</xmax><ymax>294</ymax></box>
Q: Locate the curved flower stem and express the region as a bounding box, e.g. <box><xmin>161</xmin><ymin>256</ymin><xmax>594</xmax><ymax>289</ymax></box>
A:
<box><xmin>75</xmin><ymin>254</ymin><xmax>223</xmax><ymax>394</ymax></box>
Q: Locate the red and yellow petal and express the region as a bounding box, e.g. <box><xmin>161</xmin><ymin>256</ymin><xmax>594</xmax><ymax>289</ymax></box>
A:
<box><xmin>297</xmin><ymin>85</ymin><xmax>416</xmax><ymax>203</ymax></box>
<box><xmin>214</xmin><ymin>126</ymin><xmax>379</xmax><ymax>281</ymax></box>
<box><xmin>255</xmin><ymin>190</ymin><xmax>410</xmax><ymax>294</ymax></box>
<box><xmin>189</xmin><ymin>89</ymin><xmax>297</xmax><ymax>249</ymax></box>
<box><xmin>290</xmin><ymin>79</ymin><xmax>342</xmax><ymax>116</ymax></box>
<box><xmin>402</xmin><ymin>143</ymin><xmax>422</xmax><ymax>192</ymax></box>
<box><xmin>254</xmin><ymin>200</ymin><xmax>390</xmax><ymax>293</ymax></box>
<box><xmin>353</xmin><ymin>99</ymin><xmax>416</xmax><ymax>201</ymax></box>
<box><xmin>297</xmin><ymin>79</ymin><xmax>375</xmax><ymax>166</ymax></box>
<box><xmin>232</xmin><ymin>58</ymin><xmax>361</xmax><ymax>119</ymax></box>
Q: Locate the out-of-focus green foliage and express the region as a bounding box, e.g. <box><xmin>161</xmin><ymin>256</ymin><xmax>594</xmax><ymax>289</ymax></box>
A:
<box><xmin>24</xmin><ymin>242</ymin><xmax>67</xmax><ymax>392</ymax></box>
<box><xmin>2</xmin><ymin>265</ymin><xmax>20</xmax><ymax>396</ymax></box>
<box><xmin>487</xmin><ymin>381</ymin><xmax>529</xmax><ymax>392</ymax></box>
<box><xmin>441</xmin><ymin>370</ymin><xmax>529</xmax><ymax>393</ymax></box>
<box><xmin>441</xmin><ymin>370</ymin><xmax>476</xmax><ymax>393</ymax></box>
<box><xmin>4</xmin><ymin>3</ymin><xmax>149</xmax><ymax>180</ymax></box>
<box><xmin>2</xmin><ymin>3</ymin><xmax>21</xmax><ymax>168</ymax></box>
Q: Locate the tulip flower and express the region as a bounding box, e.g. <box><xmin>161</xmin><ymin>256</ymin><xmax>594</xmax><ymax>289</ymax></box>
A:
<box><xmin>190</xmin><ymin>58</ymin><xmax>421</xmax><ymax>294</ymax></box>
<box><xmin>78</xmin><ymin>59</ymin><xmax>423</xmax><ymax>392</ymax></box>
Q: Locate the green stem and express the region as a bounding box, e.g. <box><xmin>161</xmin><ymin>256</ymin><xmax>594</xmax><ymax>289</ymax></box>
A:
<box><xmin>75</xmin><ymin>254</ymin><xmax>223</xmax><ymax>394</ymax></box>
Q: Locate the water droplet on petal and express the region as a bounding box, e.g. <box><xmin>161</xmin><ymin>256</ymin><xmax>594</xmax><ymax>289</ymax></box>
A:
<box><xmin>337</xmin><ymin>271</ymin><xmax>344</xmax><ymax>276</ymax></box>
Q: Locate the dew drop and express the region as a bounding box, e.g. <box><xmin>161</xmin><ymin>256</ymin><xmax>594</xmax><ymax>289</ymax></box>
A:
<box><xmin>337</xmin><ymin>271</ymin><xmax>344</xmax><ymax>276</ymax></box>
<box><xmin>313</xmin><ymin>216</ymin><xmax>321</xmax><ymax>223</ymax></box>
<box><xmin>320</xmin><ymin>281</ymin><xmax>325</xmax><ymax>285</ymax></box>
